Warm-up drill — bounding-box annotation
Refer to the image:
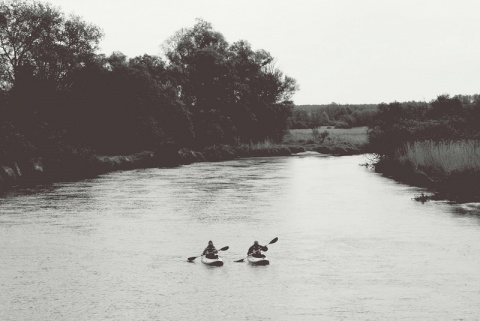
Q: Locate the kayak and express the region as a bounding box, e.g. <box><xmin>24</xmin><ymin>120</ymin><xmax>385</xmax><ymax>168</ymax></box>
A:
<box><xmin>201</xmin><ymin>256</ymin><xmax>224</xmax><ymax>266</ymax></box>
<box><xmin>247</xmin><ymin>255</ymin><xmax>269</xmax><ymax>265</ymax></box>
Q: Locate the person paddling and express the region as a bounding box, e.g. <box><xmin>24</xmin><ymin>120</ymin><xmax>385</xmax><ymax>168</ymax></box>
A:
<box><xmin>247</xmin><ymin>240</ymin><xmax>268</xmax><ymax>258</ymax></box>
<box><xmin>202</xmin><ymin>240</ymin><xmax>218</xmax><ymax>259</ymax></box>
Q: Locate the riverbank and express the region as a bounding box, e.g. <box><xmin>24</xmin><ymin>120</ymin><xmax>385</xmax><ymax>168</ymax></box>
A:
<box><xmin>0</xmin><ymin>143</ymin><xmax>362</xmax><ymax>194</ymax></box>
<box><xmin>3</xmin><ymin>139</ymin><xmax>478</xmax><ymax>204</ymax></box>
<box><xmin>0</xmin><ymin>127</ymin><xmax>372</xmax><ymax>194</ymax></box>
<box><xmin>374</xmin><ymin>156</ymin><xmax>480</xmax><ymax>203</ymax></box>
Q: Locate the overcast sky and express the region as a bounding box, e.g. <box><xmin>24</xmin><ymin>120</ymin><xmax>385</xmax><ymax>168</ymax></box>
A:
<box><xmin>45</xmin><ymin>0</ymin><xmax>480</xmax><ymax>105</ymax></box>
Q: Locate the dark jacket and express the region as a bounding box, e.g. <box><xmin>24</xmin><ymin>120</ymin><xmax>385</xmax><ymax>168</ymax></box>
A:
<box><xmin>203</xmin><ymin>245</ymin><xmax>218</xmax><ymax>259</ymax></box>
<box><xmin>247</xmin><ymin>244</ymin><xmax>268</xmax><ymax>256</ymax></box>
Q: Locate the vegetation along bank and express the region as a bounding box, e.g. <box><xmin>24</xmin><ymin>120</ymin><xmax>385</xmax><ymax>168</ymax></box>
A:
<box><xmin>367</xmin><ymin>95</ymin><xmax>480</xmax><ymax>203</ymax></box>
<box><xmin>1</xmin><ymin>1</ymin><xmax>479</xmax><ymax>202</ymax></box>
<box><xmin>0</xmin><ymin>1</ymin><xmax>298</xmax><ymax>192</ymax></box>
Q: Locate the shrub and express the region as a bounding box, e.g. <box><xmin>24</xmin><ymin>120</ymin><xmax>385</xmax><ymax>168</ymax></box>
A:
<box><xmin>334</xmin><ymin>121</ymin><xmax>351</xmax><ymax>129</ymax></box>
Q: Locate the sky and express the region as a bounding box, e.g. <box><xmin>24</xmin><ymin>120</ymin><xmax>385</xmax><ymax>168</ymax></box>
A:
<box><xmin>44</xmin><ymin>0</ymin><xmax>480</xmax><ymax>105</ymax></box>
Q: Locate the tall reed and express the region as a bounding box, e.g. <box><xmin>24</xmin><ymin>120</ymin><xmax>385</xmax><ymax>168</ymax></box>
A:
<box><xmin>245</xmin><ymin>139</ymin><xmax>275</xmax><ymax>150</ymax></box>
<box><xmin>396</xmin><ymin>140</ymin><xmax>480</xmax><ymax>177</ymax></box>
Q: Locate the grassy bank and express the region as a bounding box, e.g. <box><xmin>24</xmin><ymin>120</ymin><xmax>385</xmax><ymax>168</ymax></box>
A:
<box><xmin>378</xmin><ymin>140</ymin><xmax>480</xmax><ymax>202</ymax></box>
<box><xmin>397</xmin><ymin>140</ymin><xmax>480</xmax><ymax>178</ymax></box>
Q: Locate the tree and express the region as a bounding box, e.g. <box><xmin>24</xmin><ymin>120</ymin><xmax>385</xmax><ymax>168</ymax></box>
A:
<box><xmin>164</xmin><ymin>20</ymin><xmax>298</xmax><ymax>145</ymax></box>
<box><xmin>0</xmin><ymin>0</ymin><xmax>102</xmax><ymax>129</ymax></box>
<box><xmin>0</xmin><ymin>0</ymin><xmax>103</xmax><ymax>88</ymax></box>
<box><xmin>428</xmin><ymin>95</ymin><xmax>464</xmax><ymax>119</ymax></box>
<box><xmin>63</xmin><ymin>52</ymin><xmax>195</xmax><ymax>154</ymax></box>
<box><xmin>163</xmin><ymin>19</ymin><xmax>233</xmax><ymax>146</ymax></box>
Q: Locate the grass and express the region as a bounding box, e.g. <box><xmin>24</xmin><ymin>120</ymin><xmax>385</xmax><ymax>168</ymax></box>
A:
<box><xmin>243</xmin><ymin>140</ymin><xmax>276</xmax><ymax>150</ymax></box>
<box><xmin>391</xmin><ymin>140</ymin><xmax>480</xmax><ymax>202</ymax></box>
<box><xmin>396</xmin><ymin>140</ymin><xmax>480</xmax><ymax>177</ymax></box>
<box><xmin>284</xmin><ymin>126</ymin><xmax>368</xmax><ymax>150</ymax></box>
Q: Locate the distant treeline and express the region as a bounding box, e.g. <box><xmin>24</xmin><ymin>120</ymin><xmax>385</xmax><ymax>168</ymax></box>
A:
<box><xmin>289</xmin><ymin>104</ymin><xmax>378</xmax><ymax>129</ymax></box>
<box><xmin>0</xmin><ymin>0</ymin><xmax>297</xmax><ymax>164</ymax></box>
<box><xmin>368</xmin><ymin>94</ymin><xmax>480</xmax><ymax>156</ymax></box>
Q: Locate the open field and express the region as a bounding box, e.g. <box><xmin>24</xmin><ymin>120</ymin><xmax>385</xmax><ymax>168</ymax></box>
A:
<box><xmin>284</xmin><ymin>126</ymin><xmax>368</xmax><ymax>150</ymax></box>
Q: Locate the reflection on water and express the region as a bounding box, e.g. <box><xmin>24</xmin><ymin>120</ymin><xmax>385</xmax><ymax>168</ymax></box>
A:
<box><xmin>1</xmin><ymin>154</ymin><xmax>480</xmax><ymax>321</ymax></box>
<box><xmin>451</xmin><ymin>203</ymin><xmax>480</xmax><ymax>222</ymax></box>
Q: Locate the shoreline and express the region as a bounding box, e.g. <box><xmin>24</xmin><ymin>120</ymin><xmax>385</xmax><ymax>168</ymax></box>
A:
<box><xmin>374</xmin><ymin>158</ymin><xmax>480</xmax><ymax>204</ymax></box>
<box><xmin>2</xmin><ymin>144</ymin><xmax>478</xmax><ymax>204</ymax></box>
<box><xmin>0</xmin><ymin>143</ymin><xmax>366</xmax><ymax>195</ymax></box>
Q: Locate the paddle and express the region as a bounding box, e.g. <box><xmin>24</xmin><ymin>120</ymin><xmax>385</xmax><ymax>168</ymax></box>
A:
<box><xmin>234</xmin><ymin>237</ymin><xmax>278</xmax><ymax>263</ymax></box>
<box><xmin>187</xmin><ymin>246</ymin><xmax>229</xmax><ymax>262</ymax></box>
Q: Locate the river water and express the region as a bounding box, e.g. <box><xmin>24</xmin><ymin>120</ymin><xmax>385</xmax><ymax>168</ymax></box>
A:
<box><xmin>1</xmin><ymin>154</ymin><xmax>480</xmax><ymax>320</ymax></box>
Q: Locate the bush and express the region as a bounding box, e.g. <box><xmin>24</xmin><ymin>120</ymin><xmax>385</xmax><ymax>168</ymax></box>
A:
<box><xmin>334</xmin><ymin>121</ymin><xmax>351</xmax><ymax>129</ymax></box>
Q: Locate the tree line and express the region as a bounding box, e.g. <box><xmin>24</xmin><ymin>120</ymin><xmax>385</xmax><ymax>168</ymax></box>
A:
<box><xmin>367</xmin><ymin>94</ymin><xmax>480</xmax><ymax>157</ymax></box>
<box><xmin>289</xmin><ymin>103</ymin><xmax>378</xmax><ymax>129</ymax></box>
<box><xmin>0</xmin><ymin>0</ymin><xmax>297</xmax><ymax>163</ymax></box>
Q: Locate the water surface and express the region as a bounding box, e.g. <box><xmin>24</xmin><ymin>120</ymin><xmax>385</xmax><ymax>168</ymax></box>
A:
<box><xmin>1</xmin><ymin>154</ymin><xmax>480</xmax><ymax>320</ymax></box>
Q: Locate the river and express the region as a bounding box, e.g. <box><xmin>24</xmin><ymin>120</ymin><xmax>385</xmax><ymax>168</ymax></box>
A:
<box><xmin>1</xmin><ymin>154</ymin><xmax>480</xmax><ymax>320</ymax></box>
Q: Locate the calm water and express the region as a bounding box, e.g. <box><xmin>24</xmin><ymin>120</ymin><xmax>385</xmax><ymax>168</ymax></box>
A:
<box><xmin>1</xmin><ymin>154</ymin><xmax>480</xmax><ymax>320</ymax></box>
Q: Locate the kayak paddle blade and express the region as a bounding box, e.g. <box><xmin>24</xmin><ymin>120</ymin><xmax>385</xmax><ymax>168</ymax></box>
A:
<box><xmin>269</xmin><ymin>237</ymin><xmax>278</xmax><ymax>245</ymax></box>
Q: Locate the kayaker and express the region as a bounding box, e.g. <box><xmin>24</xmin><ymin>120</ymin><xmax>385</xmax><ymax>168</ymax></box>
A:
<box><xmin>247</xmin><ymin>240</ymin><xmax>268</xmax><ymax>258</ymax></box>
<box><xmin>202</xmin><ymin>240</ymin><xmax>218</xmax><ymax>259</ymax></box>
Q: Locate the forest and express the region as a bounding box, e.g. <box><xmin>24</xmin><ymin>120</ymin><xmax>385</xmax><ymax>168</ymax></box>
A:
<box><xmin>0</xmin><ymin>0</ymin><xmax>297</xmax><ymax>167</ymax></box>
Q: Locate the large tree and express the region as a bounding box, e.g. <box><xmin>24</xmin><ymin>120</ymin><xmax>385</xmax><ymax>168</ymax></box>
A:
<box><xmin>0</xmin><ymin>0</ymin><xmax>102</xmax><ymax>129</ymax></box>
<box><xmin>0</xmin><ymin>0</ymin><xmax>103</xmax><ymax>88</ymax></box>
<box><xmin>164</xmin><ymin>19</ymin><xmax>298</xmax><ymax>146</ymax></box>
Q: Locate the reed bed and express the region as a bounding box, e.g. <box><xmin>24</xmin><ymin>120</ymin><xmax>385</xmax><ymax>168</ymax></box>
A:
<box><xmin>396</xmin><ymin>140</ymin><xmax>480</xmax><ymax>177</ymax></box>
<box><xmin>244</xmin><ymin>140</ymin><xmax>275</xmax><ymax>150</ymax></box>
